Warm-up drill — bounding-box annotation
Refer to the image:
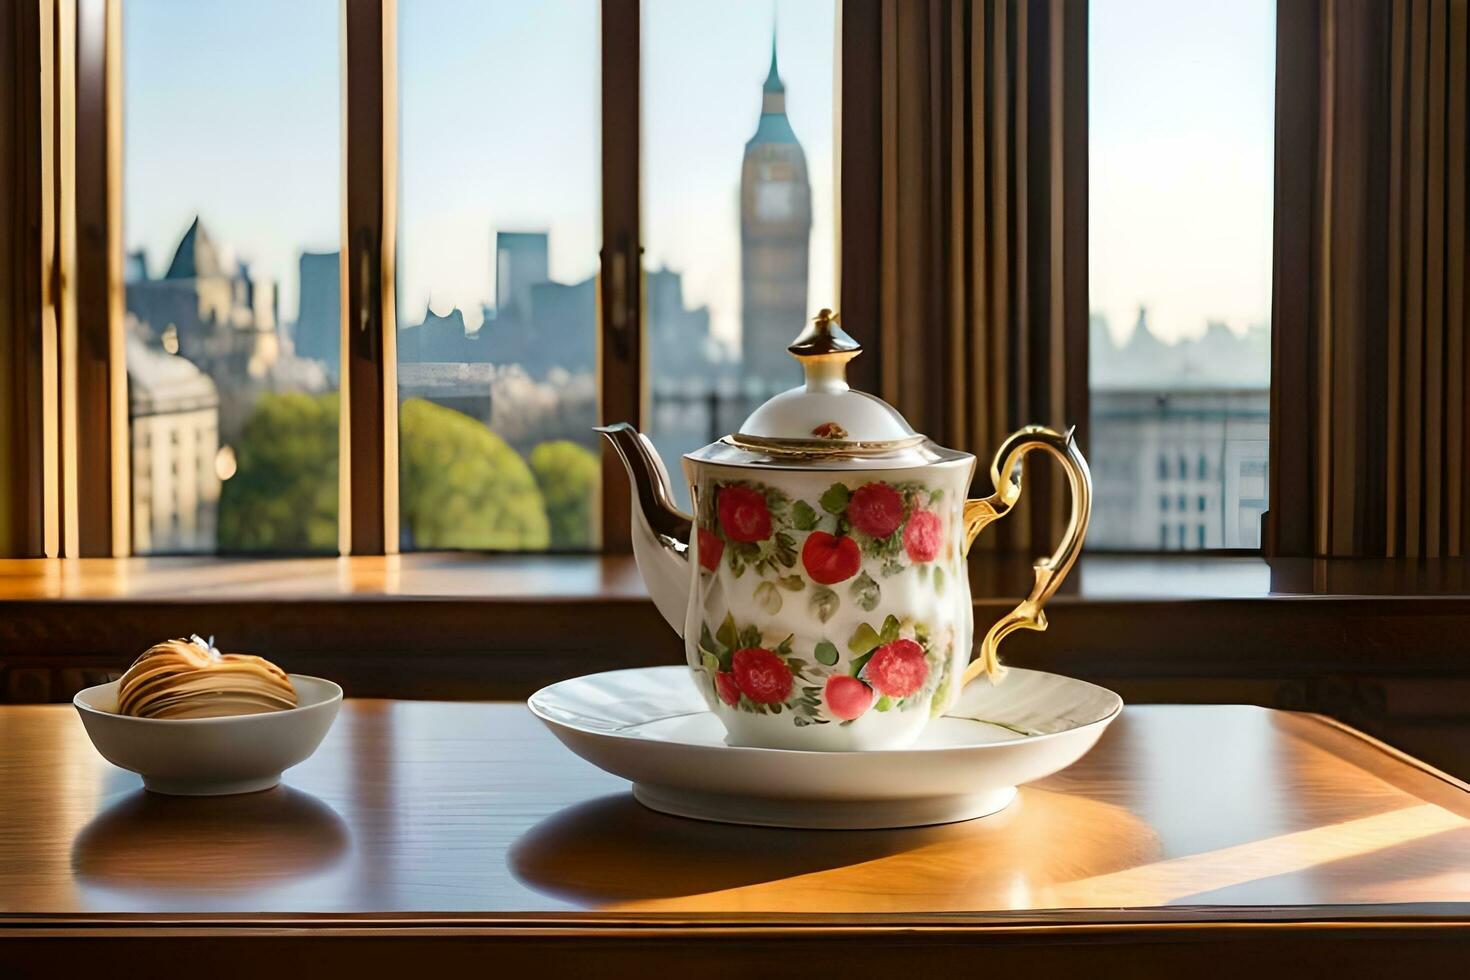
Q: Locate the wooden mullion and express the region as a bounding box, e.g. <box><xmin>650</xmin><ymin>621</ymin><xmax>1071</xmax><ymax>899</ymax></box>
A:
<box><xmin>341</xmin><ymin>0</ymin><xmax>399</xmax><ymax>556</ymax></box>
<box><xmin>0</xmin><ymin>0</ymin><xmax>57</xmax><ymax>557</ymax></box>
<box><xmin>53</xmin><ymin>0</ymin><xmax>78</xmax><ymax>558</ymax></box>
<box><xmin>598</xmin><ymin>0</ymin><xmax>641</xmax><ymax>553</ymax></box>
<box><xmin>1059</xmin><ymin>0</ymin><xmax>1088</xmax><ymax>459</ymax></box>
<box><xmin>838</xmin><ymin>0</ymin><xmax>883</xmax><ymax>396</ymax></box>
<box><xmin>73</xmin><ymin>0</ymin><xmax>124</xmax><ymax>557</ymax></box>
<box><xmin>1265</xmin><ymin>0</ymin><xmax>1322</xmax><ymax>557</ymax></box>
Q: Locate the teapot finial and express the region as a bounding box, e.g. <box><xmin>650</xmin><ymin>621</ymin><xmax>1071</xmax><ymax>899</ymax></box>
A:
<box><xmin>788</xmin><ymin>309</ymin><xmax>860</xmax><ymax>393</ymax></box>
<box><xmin>788</xmin><ymin>308</ymin><xmax>860</xmax><ymax>358</ymax></box>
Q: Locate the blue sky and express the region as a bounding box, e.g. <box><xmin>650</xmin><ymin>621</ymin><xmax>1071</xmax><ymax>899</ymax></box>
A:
<box><xmin>124</xmin><ymin>0</ymin><xmax>1272</xmax><ymax>352</ymax></box>
<box><xmin>1090</xmin><ymin>0</ymin><xmax>1276</xmax><ymax>345</ymax></box>
<box><xmin>123</xmin><ymin>0</ymin><xmax>339</xmax><ymax>321</ymax></box>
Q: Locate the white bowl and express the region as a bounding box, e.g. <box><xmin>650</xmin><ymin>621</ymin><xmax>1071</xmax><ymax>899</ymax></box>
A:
<box><xmin>73</xmin><ymin>674</ymin><xmax>342</xmax><ymax>796</ymax></box>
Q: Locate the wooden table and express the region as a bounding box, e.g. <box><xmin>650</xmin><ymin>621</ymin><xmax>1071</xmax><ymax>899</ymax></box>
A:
<box><xmin>2</xmin><ymin>702</ymin><xmax>1469</xmax><ymax>975</ymax></box>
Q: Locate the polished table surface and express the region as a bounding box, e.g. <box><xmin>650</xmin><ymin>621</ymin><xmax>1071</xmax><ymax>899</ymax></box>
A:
<box><xmin>2</xmin><ymin>701</ymin><xmax>1469</xmax><ymax>973</ymax></box>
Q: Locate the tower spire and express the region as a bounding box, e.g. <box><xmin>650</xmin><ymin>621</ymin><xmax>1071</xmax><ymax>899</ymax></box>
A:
<box><xmin>762</xmin><ymin>21</ymin><xmax>785</xmax><ymax>115</ymax></box>
<box><xmin>764</xmin><ymin>21</ymin><xmax>783</xmax><ymax>94</ymax></box>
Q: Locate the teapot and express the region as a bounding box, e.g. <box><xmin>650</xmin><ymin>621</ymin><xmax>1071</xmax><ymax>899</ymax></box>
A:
<box><xmin>599</xmin><ymin>310</ymin><xmax>1091</xmax><ymax>751</ymax></box>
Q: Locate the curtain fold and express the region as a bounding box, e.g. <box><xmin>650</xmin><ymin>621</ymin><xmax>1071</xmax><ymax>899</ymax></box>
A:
<box><xmin>877</xmin><ymin>0</ymin><xmax>1087</xmax><ymax>552</ymax></box>
<box><xmin>1270</xmin><ymin>0</ymin><xmax>1470</xmax><ymax>557</ymax></box>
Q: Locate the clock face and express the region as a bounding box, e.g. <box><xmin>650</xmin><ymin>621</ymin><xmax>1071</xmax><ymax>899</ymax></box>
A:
<box><xmin>760</xmin><ymin>160</ymin><xmax>795</xmax><ymax>181</ymax></box>
<box><xmin>755</xmin><ymin>181</ymin><xmax>795</xmax><ymax>221</ymax></box>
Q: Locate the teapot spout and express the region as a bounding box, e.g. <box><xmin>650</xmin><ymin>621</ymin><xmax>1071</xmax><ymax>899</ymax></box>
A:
<box><xmin>596</xmin><ymin>423</ymin><xmax>693</xmax><ymax>637</ymax></box>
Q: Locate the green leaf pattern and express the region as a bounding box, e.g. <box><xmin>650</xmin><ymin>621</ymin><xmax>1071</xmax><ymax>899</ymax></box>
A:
<box><xmin>809</xmin><ymin>584</ymin><xmax>839</xmax><ymax>623</ymax></box>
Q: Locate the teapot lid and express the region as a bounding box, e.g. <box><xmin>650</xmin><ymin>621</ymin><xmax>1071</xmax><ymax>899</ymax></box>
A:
<box><xmin>686</xmin><ymin>310</ymin><xmax>970</xmax><ymax>470</ymax></box>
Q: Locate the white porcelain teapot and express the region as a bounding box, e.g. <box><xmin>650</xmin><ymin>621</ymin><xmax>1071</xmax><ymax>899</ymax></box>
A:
<box><xmin>599</xmin><ymin>310</ymin><xmax>1091</xmax><ymax>750</ymax></box>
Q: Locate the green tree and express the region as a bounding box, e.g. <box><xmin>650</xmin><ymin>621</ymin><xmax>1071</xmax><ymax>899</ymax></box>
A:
<box><xmin>529</xmin><ymin>440</ymin><xmax>599</xmax><ymax>549</ymax></box>
<box><xmin>218</xmin><ymin>393</ymin><xmax>551</xmax><ymax>552</ymax></box>
<box><xmin>217</xmin><ymin>391</ymin><xmax>339</xmax><ymax>552</ymax></box>
<box><xmin>399</xmin><ymin>397</ymin><xmax>549</xmax><ymax>549</ymax></box>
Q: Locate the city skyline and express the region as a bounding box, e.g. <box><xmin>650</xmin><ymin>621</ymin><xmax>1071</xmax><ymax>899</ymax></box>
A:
<box><xmin>124</xmin><ymin>0</ymin><xmax>1274</xmax><ymax>353</ymax></box>
<box><xmin>123</xmin><ymin>0</ymin><xmax>837</xmax><ymax>349</ymax></box>
<box><xmin>129</xmin><ymin>205</ymin><xmax>1274</xmax><ymax>390</ymax></box>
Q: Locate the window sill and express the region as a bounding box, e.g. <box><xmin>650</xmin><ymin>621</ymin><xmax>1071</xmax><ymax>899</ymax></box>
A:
<box><xmin>3</xmin><ymin>551</ymin><xmax>1467</xmax><ymax>602</ymax></box>
<box><xmin>3</xmin><ymin>552</ymin><xmax>1470</xmax><ymax>705</ymax></box>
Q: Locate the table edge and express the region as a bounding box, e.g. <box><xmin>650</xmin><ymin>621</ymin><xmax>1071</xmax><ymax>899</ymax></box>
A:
<box><xmin>5</xmin><ymin>904</ymin><xmax>1470</xmax><ymax>936</ymax></box>
<box><xmin>1299</xmin><ymin>711</ymin><xmax>1470</xmax><ymax>793</ymax></box>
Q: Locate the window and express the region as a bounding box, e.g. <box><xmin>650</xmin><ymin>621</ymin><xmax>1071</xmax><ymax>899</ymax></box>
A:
<box><xmin>396</xmin><ymin>0</ymin><xmax>600</xmax><ymax>550</ymax></box>
<box><xmin>34</xmin><ymin>0</ymin><xmax>1291</xmax><ymax>562</ymax></box>
<box><xmin>122</xmin><ymin>0</ymin><xmax>340</xmax><ymax>555</ymax></box>
<box><xmin>1087</xmin><ymin>0</ymin><xmax>1275</xmax><ymax>550</ymax></box>
<box><xmin>641</xmin><ymin>0</ymin><xmax>837</xmax><ymax>511</ymax></box>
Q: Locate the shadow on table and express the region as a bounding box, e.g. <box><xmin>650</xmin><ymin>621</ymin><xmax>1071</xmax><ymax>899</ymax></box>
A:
<box><xmin>72</xmin><ymin>785</ymin><xmax>350</xmax><ymax>892</ymax></box>
<box><xmin>510</xmin><ymin>789</ymin><xmax>1156</xmax><ymax>910</ymax></box>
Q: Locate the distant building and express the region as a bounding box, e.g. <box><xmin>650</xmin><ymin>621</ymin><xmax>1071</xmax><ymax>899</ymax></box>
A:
<box><xmin>495</xmin><ymin>232</ymin><xmax>550</xmax><ymax>325</ymax></box>
<box><xmin>1090</xmin><ymin>306</ymin><xmax>1270</xmax><ymax>390</ymax></box>
<box><xmin>126</xmin><ymin>333</ymin><xmax>220</xmax><ymax>554</ymax></box>
<box><xmin>124</xmin><ymin>249</ymin><xmax>148</xmax><ymax>284</ymax></box>
<box><xmin>1088</xmin><ymin>307</ymin><xmax>1270</xmax><ymax>549</ymax></box>
<box><xmin>740</xmin><ymin>35</ymin><xmax>812</xmax><ymax>385</ymax></box>
<box><xmin>1090</xmin><ymin>389</ymin><xmax>1268</xmax><ymax>549</ymax></box>
<box><xmin>647</xmin><ymin>266</ymin><xmax>717</xmax><ymax>379</ymax></box>
<box><xmin>294</xmin><ymin>251</ymin><xmax>340</xmax><ymax>377</ymax></box>
<box><xmin>126</xmin><ymin>216</ymin><xmax>281</xmax><ymax>439</ymax></box>
<box><xmin>398</xmin><ymin>361</ymin><xmax>495</xmax><ymax>426</ymax></box>
<box><xmin>399</xmin><ymin>306</ymin><xmax>482</xmax><ymax>364</ymax></box>
<box><xmin>525</xmin><ymin>277</ymin><xmax>596</xmax><ymax>374</ymax></box>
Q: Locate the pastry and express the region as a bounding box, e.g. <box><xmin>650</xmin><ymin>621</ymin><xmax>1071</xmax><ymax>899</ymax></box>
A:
<box><xmin>117</xmin><ymin>635</ymin><xmax>298</xmax><ymax>719</ymax></box>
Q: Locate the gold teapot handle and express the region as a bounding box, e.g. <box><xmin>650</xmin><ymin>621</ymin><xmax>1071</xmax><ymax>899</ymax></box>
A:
<box><xmin>960</xmin><ymin>425</ymin><xmax>1092</xmax><ymax>686</ymax></box>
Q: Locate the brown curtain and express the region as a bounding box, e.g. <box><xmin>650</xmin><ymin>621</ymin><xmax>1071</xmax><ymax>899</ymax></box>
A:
<box><xmin>1270</xmin><ymin>0</ymin><xmax>1470</xmax><ymax>557</ymax></box>
<box><xmin>875</xmin><ymin>0</ymin><xmax>1087</xmax><ymax>551</ymax></box>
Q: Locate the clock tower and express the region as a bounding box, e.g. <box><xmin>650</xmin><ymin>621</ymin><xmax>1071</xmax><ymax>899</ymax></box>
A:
<box><xmin>740</xmin><ymin>34</ymin><xmax>811</xmax><ymax>386</ymax></box>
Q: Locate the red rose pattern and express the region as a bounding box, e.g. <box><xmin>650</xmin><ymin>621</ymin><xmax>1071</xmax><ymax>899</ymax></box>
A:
<box><xmin>732</xmin><ymin>648</ymin><xmax>793</xmax><ymax>704</ymax></box>
<box><xmin>700</xmin><ymin>477</ymin><xmax>952</xmax><ymax>720</ymax></box>
<box><xmin>717</xmin><ymin>485</ymin><xmax>773</xmax><ymax>542</ymax></box>
<box><xmin>697</xmin><ymin>527</ymin><xmax>724</xmax><ymax>571</ymax></box>
<box><xmin>847</xmin><ymin>483</ymin><xmax>905</xmax><ymax>538</ymax></box>
<box><xmin>903</xmin><ymin>509</ymin><xmax>942</xmax><ymax>562</ymax></box>
<box><xmin>863</xmin><ymin>639</ymin><xmax>929</xmax><ymax>698</ymax></box>
<box><xmin>824</xmin><ymin>675</ymin><xmax>874</xmax><ymax>720</ymax></box>
<box><xmin>801</xmin><ymin>531</ymin><xmax>862</xmax><ymax>584</ymax></box>
<box><xmin>714</xmin><ymin>670</ymin><xmax>741</xmax><ymax>706</ymax></box>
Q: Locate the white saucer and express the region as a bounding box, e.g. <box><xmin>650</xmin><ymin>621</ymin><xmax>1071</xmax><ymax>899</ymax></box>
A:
<box><xmin>529</xmin><ymin>666</ymin><xmax>1122</xmax><ymax>829</ymax></box>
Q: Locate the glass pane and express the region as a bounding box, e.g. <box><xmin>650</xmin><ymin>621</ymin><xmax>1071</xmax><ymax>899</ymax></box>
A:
<box><xmin>397</xmin><ymin>0</ymin><xmax>600</xmax><ymax>550</ymax></box>
<box><xmin>642</xmin><ymin>0</ymin><xmax>838</xmax><ymax>510</ymax></box>
<box><xmin>123</xmin><ymin>0</ymin><xmax>340</xmax><ymax>554</ymax></box>
<box><xmin>1088</xmin><ymin>0</ymin><xmax>1275</xmax><ymax>549</ymax></box>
